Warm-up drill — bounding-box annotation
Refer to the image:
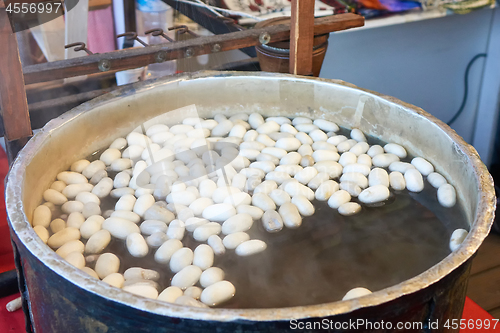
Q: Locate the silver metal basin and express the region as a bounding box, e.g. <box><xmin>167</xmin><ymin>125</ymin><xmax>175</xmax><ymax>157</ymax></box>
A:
<box><xmin>6</xmin><ymin>71</ymin><xmax>495</xmax><ymax>332</ymax></box>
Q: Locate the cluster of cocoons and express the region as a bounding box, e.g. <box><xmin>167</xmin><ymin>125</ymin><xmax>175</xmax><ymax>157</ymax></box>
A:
<box><xmin>31</xmin><ymin>112</ymin><xmax>468</xmax><ymax>307</ymax></box>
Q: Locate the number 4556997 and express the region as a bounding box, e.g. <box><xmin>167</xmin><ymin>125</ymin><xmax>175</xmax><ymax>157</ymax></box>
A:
<box><xmin>5</xmin><ymin>2</ymin><xmax>62</xmax><ymax>14</ymax></box>
<box><xmin>444</xmin><ymin>319</ymin><xmax>499</xmax><ymax>330</ymax></box>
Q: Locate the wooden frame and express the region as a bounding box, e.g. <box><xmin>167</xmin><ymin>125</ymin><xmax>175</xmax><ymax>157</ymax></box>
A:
<box><xmin>22</xmin><ymin>14</ymin><xmax>363</xmax><ymax>84</ymax></box>
<box><xmin>0</xmin><ymin>11</ymin><xmax>363</xmax><ymax>162</ymax></box>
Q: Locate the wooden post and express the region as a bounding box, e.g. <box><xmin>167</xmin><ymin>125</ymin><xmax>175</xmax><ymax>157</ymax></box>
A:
<box><xmin>0</xmin><ymin>2</ymin><xmax>33</xmax><ymax>161</ymax></box>
<box><xmin>289</xmin><ymin>0</ymin><xmax>315</xmax><ymax>76</ymax></box>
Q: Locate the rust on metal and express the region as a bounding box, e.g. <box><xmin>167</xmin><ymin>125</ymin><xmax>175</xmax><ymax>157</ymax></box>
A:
<box><xmin>65</xmin><ymin>42</ymin><xmax>94</xmax><ymax>55</ymax></box>
<box><xmin>117</xmin><ymin>32</ymin><xmax>149</xmax><ymax>47</ymax></box>
<box><xmin>169</xmin><ymin>25</ymin><xmax>199</xmax><ymax>37</ymax></box>
<box><xmin>145</xmin><ymin>29</ymin><xmax>175</xmax><ymax>42</ymax></box>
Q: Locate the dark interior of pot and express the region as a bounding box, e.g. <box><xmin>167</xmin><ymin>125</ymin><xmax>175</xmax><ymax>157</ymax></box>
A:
<box><xmin>7</xmin><ymin>72</ymin><xmax>495</xmax><ymax>325</ymax></box>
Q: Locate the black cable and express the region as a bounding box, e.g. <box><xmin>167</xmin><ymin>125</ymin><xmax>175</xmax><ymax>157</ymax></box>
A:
<box><xmin>447</xmin><ymin>53</ymin><xmax>487</xmax><ymax>126</ymax></box>
<box><xmin>0</xmin><ymin>269</ymin><xmax>19</xmax><ymax>298</ymax></box>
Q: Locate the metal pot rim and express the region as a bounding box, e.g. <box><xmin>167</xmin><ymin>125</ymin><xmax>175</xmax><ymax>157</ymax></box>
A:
<box><xmin>6</xmin><ymin>71</ymin><xmax>496</xmax><ymax>322</ymax></box>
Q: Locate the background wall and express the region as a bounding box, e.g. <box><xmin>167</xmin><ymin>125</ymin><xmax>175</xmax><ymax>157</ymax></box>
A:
<box><xmin>320</xmin><ymin>7</ymin><xmax>497</xmax><ymax>156</ymax></box>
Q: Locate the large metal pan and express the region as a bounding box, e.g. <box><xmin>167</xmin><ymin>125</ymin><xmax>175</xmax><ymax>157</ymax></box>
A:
<box><xmin>6</xmin><ymin>71</ymin><xmax>495</xmax><ymax>332</ymax></box>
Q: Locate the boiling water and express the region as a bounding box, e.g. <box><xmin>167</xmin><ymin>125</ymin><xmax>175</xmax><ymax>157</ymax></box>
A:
<box><xmin>88</xmin><ymin>131</ymin><xmax>469</xmax><ymax>309</ymax></box>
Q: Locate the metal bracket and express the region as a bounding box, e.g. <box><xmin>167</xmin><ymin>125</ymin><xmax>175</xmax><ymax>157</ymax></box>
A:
<box><xmin>169</xmin><ymin>25</ymin><xmax>199</xmax><ymax>37</ymax></box>
<box><xmin>117</xmin><ymin>32</ymin><xmax>149</xmax><ymax>47</ymax></box>
<box><xmin>145</xmin><ymin>28</ymin><xmax>175</xmax><ymax>42</ymax></box>
<box><xmin>64</xmin><ymin>42</ymin><xmax>94</xmax><ymax>55</ymax></box>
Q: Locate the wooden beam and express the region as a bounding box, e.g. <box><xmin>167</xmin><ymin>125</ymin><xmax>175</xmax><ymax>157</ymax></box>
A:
<box><xmin>22</xmin><ymin>13</ymin><xmax>364</xmax><ymax>84</ymax></box>
<box><xmin>0</xmin><ymin>2</ymin><xmax>33</xmax><ymax>141</ymax></box>
<box><xmin>290</xmin><ymin>0</ymin><xmax>315</xmax><ymax>75</ymax></box>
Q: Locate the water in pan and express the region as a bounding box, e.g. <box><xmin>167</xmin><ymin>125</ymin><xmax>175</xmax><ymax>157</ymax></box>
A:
<box><xmin>91</xmin><ymin>128</ymin><xmax>468</xmax><ymax>309</ymax></box>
